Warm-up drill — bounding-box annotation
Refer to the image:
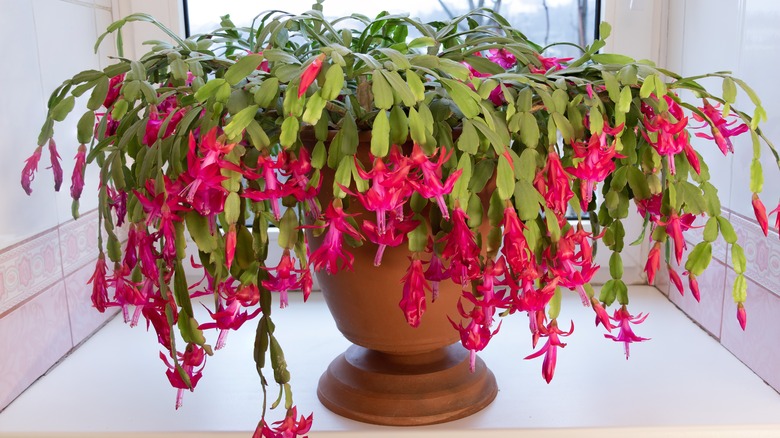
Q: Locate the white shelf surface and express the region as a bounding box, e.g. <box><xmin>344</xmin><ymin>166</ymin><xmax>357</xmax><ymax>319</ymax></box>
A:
<box><xmin>1</xmin><ymin>286</ymin><xmax>780</xmax><ymax>437</ymax></box>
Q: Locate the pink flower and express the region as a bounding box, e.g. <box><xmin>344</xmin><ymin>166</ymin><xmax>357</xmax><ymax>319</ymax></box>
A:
<box><xmin>449</xmin><ymin>309</ymin><xmax>501</xmax><ymax>372</ymax></box>
<box><xmin>70</xmin><ymin>144</ymin><xmax>87</xmax><ymax>200</ymax></box>
<box><xmin>352</xmin><ymin>155</ymin><xmax>413</xmax><ymax>235</ymax></box>
<box><xmin>440</xmin><ymin>207</ymin><xmax>481</xmax><ymax>286</ymax></box>
<box><xmin>669</xmin><ymin>265</ymin><xmax>684</xmax><ymax>295</ymax></box>
<box><xmin>693</xmin><ymin>99</ymin><xmax>749</xmax><ymax>155</ymax></box>
<box><xmin>281</xmin><ymin>149</ymin><xmax>322</xmax><ymax>218</ymax></box>
<box><xmin>47</xmin><ymin>139</ymin><xmax>63</xmax><ymax>191</ymax></box>
<box><xmin>655</xmin><ymin>211</ymin><xmax>696</xmax><ymax>265</ymax></box>
<box><xmin>21</xmin><ymin>146</ymin><xmax>43</xmax><ymax>195</ymax></box>
<box><xmin>262</xmin><ymin>249</ymin><xmax>307</xmax><ymax>307</ymax></box>
<box><xmin>299</xmin><ymin>53</ymin><xmax>325</xmax><ymax>98</ymax></box>
<box><xmin>424</xmin><ymin>251</ymin><xmax>450</xmax><ymax>301</ymax></box>
<box><xmin>199</xmin><ymin>280</ymin><xmax>261</xmax><ymax>349</ymax></box>
<box><xmin>308</xmin><ymin>201</ymin><xmax>363</xmax><ymax>274</ymax></box>
<box><xmin>361</xmin><ymin>215</ymin><xmax>417</xmax><ymax>266</ymax></box>
<box><xmin>645</xmin><ymin>242</ymin><xmax>661</xmax><ymax>285</ymax></box>
<box><xmin>399</xmin><ymin>257</ymin><xmax>429</xmax><ymax>328</ymax></box>
<box><xmin>409</xmin><ymin>144</ymin><xmax>462</xmax><ymax>220</ymax></box>
<box><xmin>565</xmin><ymin>123</ymin><xmax>625</xmax><ymax>208</ymax></box>
<box><xmin>103</xmin><ymin>74</ymin><xmax>125</xmax><ymax>108</ymax></box>
<box><xmin>133</xmin><ymin>177</ymin><xmax>188</xmax><ymax>263</ymax></box>
<box><xmin>752</xmin><ymin>193</ymin><xmax>769</xmax><ymax>237</ymax></box>
<box><xmin>636</xmin><ymin>193</ymin><xmax>662</xmax><ymax>221</ymax></box>
<box><xmin>604</xmin><ymin>306</ymin><xmax>650</xmax><ymax>359</ymax></box>
<box><xmin>244</xmin><ymin>153</ymin><xmax>287</xmax><ymax>221</ymax></box>
<box><xmin>88</xmin><ymin>254</ymin><xmax>110</xmax><ymax>312</ymax></box>
<box><xmin>524</xmin><ymin>319</ymin><xmax>573</xmax><ymax>383</ymax></box>
<box><xmin>737</xmin><ymin>302</ymin><xmax>747</xmax><ymax>330</ymax></box>
<box><xmin>254</xmin><ymin>406</ymin><xmax>313</xmax><ymax>438</ymax></box>
<box><xmin>529</xmin><ymin>54</ymin><xmax>572</xmax><ymax>74</ymax></box>
<box><xmin>534</xmin><ymin>151</ymin><xmax>573</xmax><ymax>217</ymax></box>
<box><xmin>591</xmin><ymin>297</ymin><xmax>612</xmax><ymax>332</ymax></box>
<box><xmin>770</xmin><ymin>201</ymin><xmax>780</xmax><ymax>235</ymax></box>
<box><xmin>225</xmin><ymin>224</ymin><xmax>237</xmax><ymax>270</ymax></box>
<box><xmin>687</xmin><ymin>272</ymin><xmax>701</xmax><ymax>302</ymax></box>
<box><xmin>501</xmin><ymin>206</ymin><xmax>533</xmax><ymax>278</ymax></box>
<box><xmin>160</xmin><ymin>344</ymin><xmax>207</xmax><ymax>409</ymax></box>
<box><xmin>487</xmin><ymin>48</ymin><xmax>517</xmax><ymax>69</ymax></box>
<box><xmin>641</xmin><ymin>95</ymin><xmax>688</xmax><ymax>175</ymax></box>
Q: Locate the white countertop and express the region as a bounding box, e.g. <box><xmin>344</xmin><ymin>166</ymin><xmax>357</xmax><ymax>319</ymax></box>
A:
<box><xmin>1</xmin><ymin>286</ymin><xmax>779</xmax><ymax>437</ymax></box>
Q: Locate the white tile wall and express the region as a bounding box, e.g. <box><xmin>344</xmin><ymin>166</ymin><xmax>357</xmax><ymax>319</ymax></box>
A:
<box><xmin>662</xmin><ymin>0</ymin><xmax>780</xmax><ymax>393</ymax></box>
<box><xmin>0</xmin><ymin>0</ymin><xmax>60</xmax><ymax>249</ymax></box>
<box><xmin>0</xmin><ymin>0</ymin><xmax>121</xmax><ymax>411</ymax></box>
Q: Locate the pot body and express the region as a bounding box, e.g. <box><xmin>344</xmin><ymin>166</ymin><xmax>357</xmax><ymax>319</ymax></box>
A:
<box><xmin>306</xmin><ymin>138</ymin><xmax>497</xmax><ymax>426</ymax></box>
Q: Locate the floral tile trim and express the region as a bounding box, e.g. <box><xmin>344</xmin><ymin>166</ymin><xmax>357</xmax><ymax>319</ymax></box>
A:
<box><xmin>0</xmin><ymin>228</ymin><xmax>62</xmax><ymax>316</ymax></box>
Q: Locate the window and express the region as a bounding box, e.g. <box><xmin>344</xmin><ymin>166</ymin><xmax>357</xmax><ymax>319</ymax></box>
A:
<box><xmin>184</xmin><ymin>0</ymin><xmax>599</xmax><ymax>60</ymax></box>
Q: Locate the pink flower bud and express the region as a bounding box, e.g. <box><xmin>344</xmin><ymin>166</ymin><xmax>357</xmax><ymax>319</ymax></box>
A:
<box><xmin>737</xmin><ymin>302</ymin><xmax>747</xmax><ymax>331</ymax></box>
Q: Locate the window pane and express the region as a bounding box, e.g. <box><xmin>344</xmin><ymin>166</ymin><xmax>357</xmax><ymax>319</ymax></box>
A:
<box><xmin>186</xmin><ymin>0</ymin><xmax>597</xmax><ymax>58</ymax></box>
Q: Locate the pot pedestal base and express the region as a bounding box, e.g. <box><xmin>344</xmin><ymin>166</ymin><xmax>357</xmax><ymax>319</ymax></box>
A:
<box><xmin>317</xmin><ymin>343</ymin><xmax>497</xmax><ymax>426</ymax></box>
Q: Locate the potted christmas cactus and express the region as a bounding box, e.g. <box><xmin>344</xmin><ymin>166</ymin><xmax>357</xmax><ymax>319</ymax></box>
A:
<box><xmin>21</xmin><ymin>1</ymin><xmax>779</xmax><ymax>436</ymax></box>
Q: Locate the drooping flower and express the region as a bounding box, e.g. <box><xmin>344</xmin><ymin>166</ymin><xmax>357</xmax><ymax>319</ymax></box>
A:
<box><xmin>529</xmin><ymin>54</ymin><xmax>572</xmax><ymax>74</ymax></box>
<box><xmin>424</xmin><ymin>251</ymin><xmax>449</xmax><ymax>301</ymax></box>
<box><xmin>565</xmin><ymin>123</ymin><xmax>626</xmax><ymax>209</ymax></box>
<box><xmin>399</xmin><ymin>257</ymin><xmax>429</xmax><ymax>328</ymax></box>
<box><xmin>655</xmin><ymin>211</ymin><xmax>696</xmax><ymax>265</ymax></box>
<box><xmin>88</xmin><ymin>254</ymin><xmax>110</xmax><ymax>312</ymax></box>
<box><xmin>299</xmin><ymin>53</ymin><xmax>326</xmax><ymax>98</ymax></box>
<box><xmin>440</xmin><ymin>207</ymin><xmax>481</xmax><ymax>286</ymax></box>
<box><xmin>693</xmin><ymin>99</ymin><xmax>749</xmax><ymax>155</ymax></box>
<box><xmin>604</xmin><ymin>306</ymin><xmax>650</xmax><ymax>359</ymax></box>
<box><xmin>409</xmin><ymin>143</ymin><xmax>462</xmax><ymax>220</ymax></box>
<box><xmin>107</xmin><ymin>185</ymin><xmax>128</xmax><ymax>227</ymax></box>
<box><xmin>160</xmin><ymin>344</ymin><xmax>207</xmax><ymax>409</ymax></box>
<box><xmin>500</xmin><ymin>206</ymin><xmax>533</xmax><ymax>278</ymax></box>
<box><xmin>737</xmin><ymin>302</ymin><xmax>747</xmax><ymax>330</ymax></box>
<box><xmin>21</xmin><ymin>146</ymin><xmax>43</xmax><ymax>195</ymax></box>
<box><xmin>487</xmin><ymin>48</ymin><xmax>517</xmax><ymax>69</ymax></box>
<box><xmin>361</xmin><ymin>215</ymin><xmax>417</xmax><ymax>266</ymax></box>
<box><xmin>103</xmin><ymin>73</ymin><xmax>125</xmax><ymax>108</ymax></box>
<box><xmin>352</xmin><ymin>155</ymin><xmax>413</xmax><ymax>235</ymax></box>
<box><xmin>70</xmin><ymin>144</ymin><xmax>87</xmax><ymax>200</ymax></box>
<box><xmin>687</xmin><ymin>272</ymin><xmax>701</xmax><ymax>302</ymax></box>
<box><xmin>591</xmin><ymin>297</ymin><xmax>612</xmax><ymax>332</ymax></box>
<box><xmin>641</xmin><ymin>95</ymin><xmax>689</xmax><ymax>174</ymax></box>
<box><xmin>524</xmin><ymin>319</ymin><xmax>573</xmax><ymax>383</ymax></box>
<box><xmin>244</xmin><ymin>153</ymin><xmax>287</xmax><ymax>221</ymax></box>
<box><xmin>307</xmin><ymin>201</ymin><xmax>363</xmax><ymax>274</ymax></box>
<box><xmin>645</xmin><ymin>241</ymin><xmax>661</xmax><ymax>285</ymax></box>
<box><xmin>752</xmin><ymin>193</ymin><xmax>769</xmax><ymax>237</ymax></box>
<box><xmin>770</xmin><ymin>201</ymin><xmax>780</xmax><ymax>236</ymax></box>
<box><xmin>636</xmin><ymin>193</ymin><xmax>663</xmax><ymax>221</ymax></box>
<box><xmin>47</xmin><ymin>139</ymin><xmax>63</xmax><ymax>191</ymax></box>
<box><xmin>262</xmin><ymin>249</ymin><xmax>306</xmax><ymax>307</ymax></box>
<box><xmin>133</xmin><ymin>177</ymin><xmax>188</xmax><ymax>263</ymax></box>
<box><xmin>199</xmin><ymin>280</ymin><xmax>261</xmax><ymax>349</ymax></box>
<box><xmin>254</xmin><ymin>406</ymin><xmax>313</xmax><ymax>438</ymax></box>
<box><xmin>449</xmin><ymin>308</ymin><xmax>501</xmax><ymax>372</ymax></box>
<box><xmin>281</xmin><ymin>148</ymin><xmax>322</xmax><ymax>219</ymax></box>
<box><xmin>668</xmin><ymin>265</ymin><xmax>684</xmax><ymax>295</ymax></box>
<box><xmin>225</xmin><ymin>223</ymin><xmax>237</xmax><ymax>270</ymax></box>
<box><xmin>533</xmin><ymin>151</ymin><xmax>574</xmax><ymax>217</ymax></box>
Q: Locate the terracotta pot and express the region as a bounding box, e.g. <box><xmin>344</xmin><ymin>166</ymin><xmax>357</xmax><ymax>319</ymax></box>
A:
<box><xmin>305</xmin><ymin>135</ymin><xmax>497</xmax><ymax>426</ymax></box>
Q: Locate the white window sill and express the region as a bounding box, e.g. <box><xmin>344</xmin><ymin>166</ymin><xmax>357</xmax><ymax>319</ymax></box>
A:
<box><xmin>1</xmin><ymin>286</ymin><xmax>779</xmax><ymax>437</ymax></box>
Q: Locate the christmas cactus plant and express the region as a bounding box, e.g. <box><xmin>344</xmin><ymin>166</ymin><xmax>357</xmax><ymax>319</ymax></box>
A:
<box><xmin>22</xmin><ymin>2</ymin><xmax>778</xmax><ymax>436</ymax></box>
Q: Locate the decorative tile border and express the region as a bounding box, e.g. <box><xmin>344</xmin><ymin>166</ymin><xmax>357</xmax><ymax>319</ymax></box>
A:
<box><xmin>728</xmin><ymin>212</ymin><xmax>780</xmax><ymax>297</ymax></box>
<box><xmin>0</xmin><ymin>228</ymin><xmax>62</xmax><ymax>316</ymax></box>
<box><xmin>721</xmin><ymin>269</ymin><xmax>780</xmax><ymax>392</ymax></box>
<box><xmin>684</xmin><ymin>209</ymin><xmax>730</xmax><ymax>263</ymax></box>
<box><xmin>57</xmin><ymin>209</ymin><xmax>100</xmax><ymax>277</ymax></box>
<box><xmin>0</xmin><ymin>281</ymin><xmax>73</xmax><ymax>410</ymax></box>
